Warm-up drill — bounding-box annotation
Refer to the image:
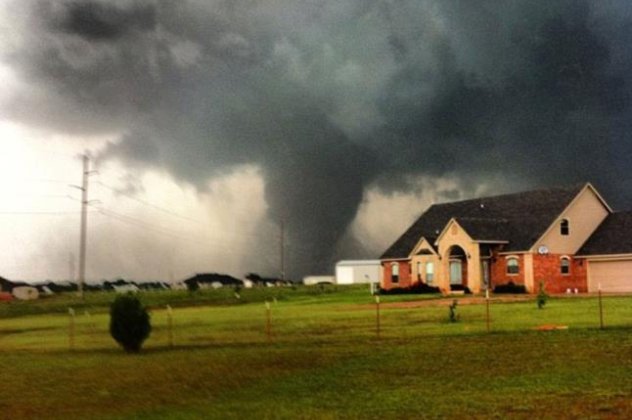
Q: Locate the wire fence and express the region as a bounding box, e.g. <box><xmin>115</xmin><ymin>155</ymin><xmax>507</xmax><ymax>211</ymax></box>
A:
<box><xmin>1</xmin><ymin>292</ymin><xmax>631</xmax><ymax>353</ymax></box>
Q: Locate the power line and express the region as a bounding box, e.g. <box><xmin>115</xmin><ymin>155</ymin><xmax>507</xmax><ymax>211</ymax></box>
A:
<box><xmin>0</xmin><ymin>211</ymin><xmax>87</xmax><ymax>215</ymax></box>
<box><xmin>94</xmin><ymin>209</ymin><xmax>273</xmax><ymax>259</ymax></box>
<box><xmin>19</xmin><ymin>178</ymin><xmax>77</xmax><ymax>185</ymax></box>
<box><xmin>95</xmin><ymin>208</ymin><xmax>198</xmax><ymax>241</ymax></box>
<box><xmin>94</xmin><ymin>180</ymin><xmax>206</xmax><ymax>225</ymax></box>
<box><xmin>93</xmin><ymin>178</ymin><xmax>285</xmax><ymax>243</ymax></box>
<box><xmin>9</xmin><ymin>194</ymin><xmax>72</xmax><ymax>199</ymax></box>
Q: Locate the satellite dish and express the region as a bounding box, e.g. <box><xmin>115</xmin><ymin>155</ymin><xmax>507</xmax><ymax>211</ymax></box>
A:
<box><xmin>538</xmin><ymin>245</ymin><xmax>549</xmax><ymax>255</ymax></box>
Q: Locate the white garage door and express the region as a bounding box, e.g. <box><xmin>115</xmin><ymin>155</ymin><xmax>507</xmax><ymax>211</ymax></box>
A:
<box><xmin>588</xmin><ymin>260</ymin><xmax>632</xmax><ymax>293</ymax></box>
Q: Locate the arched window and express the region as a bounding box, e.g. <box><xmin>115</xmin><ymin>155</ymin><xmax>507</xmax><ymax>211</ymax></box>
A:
<box><xmin>391</xmin><ymin>263</ymin><xmax>399</xmax><ymax>283</ymax></box>
<box><xmin>426</xmin><ymin>262</ymin><xmax>434</xmax><ymax>284</ymax></box>
<box><xmin>560</xmin><ymin>219</ymin><xmax>570</xmax><ymax>236</ymax></box>
<box><xmin>507</xmin><ymin>257</ymin><xmax>519</xmax><ymax>275</ymax></box>
<box><xmin>560</xmin><ymin>257</ymin><xmax>571</xmax><ymax>275</ymax></box>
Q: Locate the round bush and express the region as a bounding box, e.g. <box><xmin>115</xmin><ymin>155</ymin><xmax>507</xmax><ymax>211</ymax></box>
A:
<box><xmin>109</xmin><ymin>294</ymin><xmax>151</xmax><ymax>353</ymax></box>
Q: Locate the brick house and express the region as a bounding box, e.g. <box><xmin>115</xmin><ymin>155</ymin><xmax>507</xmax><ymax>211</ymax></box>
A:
<box><xmin>380</xmin><ymin>183</ymin><xmax>632</xmax><ymax>294</ymax></box>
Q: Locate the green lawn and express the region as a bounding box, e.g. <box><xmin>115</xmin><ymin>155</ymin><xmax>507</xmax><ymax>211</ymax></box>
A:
<box><xmin>1</xmin><ymin>287</ymin><xmax>631</xmax><ymax>419</ymax></box>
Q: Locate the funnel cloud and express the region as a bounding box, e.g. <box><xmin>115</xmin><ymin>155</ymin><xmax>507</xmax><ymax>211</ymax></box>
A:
<box><xmin>2</xmin><ymin>0</ymin><xmax>632</xmax><ymax>278</ymax></box>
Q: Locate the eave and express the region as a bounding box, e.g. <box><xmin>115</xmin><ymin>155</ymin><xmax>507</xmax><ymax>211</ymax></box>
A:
<box><xmin>574</xmin><ymin>253</ymin><xmax>632</xmax><ymax>261</ymax></box>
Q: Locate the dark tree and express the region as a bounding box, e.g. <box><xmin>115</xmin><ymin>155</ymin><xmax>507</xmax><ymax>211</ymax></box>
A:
<box><xmin>109</xmin><ymin>294</ymin><xmax>151</xmax><ymax>353</ymax></box>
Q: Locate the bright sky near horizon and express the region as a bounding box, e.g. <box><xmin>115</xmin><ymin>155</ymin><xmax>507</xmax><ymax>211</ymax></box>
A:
<box><xmin>0</xmin><ymin>122</ymin><xmax>274</xmax><ymax>281</ymax></box>
<box><xmin>0</xmin><ymin>120</ymin><xmax>450</xmax><ymax>282</ymax></box>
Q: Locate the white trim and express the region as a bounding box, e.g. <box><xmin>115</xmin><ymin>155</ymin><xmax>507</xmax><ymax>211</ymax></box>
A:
<box><xmin>506</xmin><ymin>255</ymin><xmax>520</xmax><ymax>276</ymax></box>
<box><xmin>381</xmin><ymin>258</ymin><xmax>410</xmax><ymax>262</ymax></box>
<box><xmin>391</xmin><ymin>262</ymin><xmax>400</xmax><ymax>283</ymax></box>
<box><xmin>586</xmin><ymin>182</ymin><xmax>614</xmax><ymax>213</ymax></box>
<box><xmin>530</xmin><ymin>183</ymin><xmax>613</xmax><ymax>252</ymax></box>
<box><xmin>409</xmin><ymin>236</ymin><xmax>439</xmax><ymax>258</ymax></box>
<box><xmin>560</xmin><ymin>255</ymin><xmax>571</xmax><ymax>276</ymax></box>
<box><xmin>425</xmin><ymin>261</ymin><xmax>435</xmax><ymax>284</ymax></box>
<box><xmin>579</xmin><ymin>253</ymin><xmax>632</xmax><ymax>261</ymax></box>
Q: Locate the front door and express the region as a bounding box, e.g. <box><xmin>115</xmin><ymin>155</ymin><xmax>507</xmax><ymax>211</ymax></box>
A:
<box><xmin>449</xmin><ymin>260</ymin><xmax>462</xmax><ymax>285</ymax></box>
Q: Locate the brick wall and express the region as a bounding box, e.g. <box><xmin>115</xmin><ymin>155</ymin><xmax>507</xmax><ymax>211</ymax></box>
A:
<box><xmin>490</xmin><ymin>254</ymin><xmax>525</xmax><ymax>288</ymax></box>
<box><xmin>532</xmin><ymin>254</ymin><xmax>587</xmax><ymax>293</ymax></box>
<box><xmin>381</xmin><ymin>261</ymin><xmax>412</xmax><ymax>289</ymax></box>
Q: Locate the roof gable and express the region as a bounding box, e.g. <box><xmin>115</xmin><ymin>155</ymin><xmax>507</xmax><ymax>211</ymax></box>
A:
<box><xmin>411</xmin><ymin>236</ymin><xmax>438</xmax><ymax>256</ymax></box>
<box><xmin>529</xmin><ymin>183</ymin><xmax>612</xmax><ymax>252</ymax></box>
<box><xmin>435</xmin><ymin>218</ymin><xmax>473</xmax><ymax>246</ymax></box>
<box><xmin>380</xmin><ymin>183</ymin><xmax>589</xmax><ymax>259</ymax></box>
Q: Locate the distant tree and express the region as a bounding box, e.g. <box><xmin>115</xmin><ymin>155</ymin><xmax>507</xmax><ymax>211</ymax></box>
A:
<box><xmin>245</xmin><ymin>273</ymin><xmax>262</xmax><ymax>282</ymax></box>
<box><xmin>109</xmin><ymin>294</ymin><xmax>151</xmax><ymax>353</ymax></box>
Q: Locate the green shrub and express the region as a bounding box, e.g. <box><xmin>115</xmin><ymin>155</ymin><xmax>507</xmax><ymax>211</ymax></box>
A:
<box><xmin>379</xmin><ymin>282</ymin><xmax>441</xmax><ymax>295</ymax></box>
<box><xmin>448</xmin><ymin>299</ymin><xmax>460</xmax><ymax>322</ymax></box>
<box><xmin>493</xmin><ymin>281</ymin><xmax>527</xmax><ymax>294</ymax></box>
<box><xmin>537</xmin><ymin>281</ymin><xmax>548</xmax><ymax>309</ymax></box>
<box><xmin>449</xmin><ymin>284</ymin><xmax>472</xmax><ymax>294</ymax></box>
<box><xmin>110</xmin><ymin>294</ymin><xmax>151</xmax><ymax>353</ymax></box>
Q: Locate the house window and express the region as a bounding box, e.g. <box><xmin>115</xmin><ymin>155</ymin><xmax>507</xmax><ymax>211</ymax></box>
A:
<box><xmin>391</xmin><ymin>263</ymin><xmax>399</xmax><ymax>283</ymax></box>
<box><xmin>507</xmin><ymin>257</ymin><xmax>519</xmax><ymax>275</ymax></box>
<box><xmin>561</xmin><ymin>219</ymin><xmax>569</xmax><ymax>236</ymax></box>
<box><xmin>561</xmin><ymin>257</ymin><xmax>570</xmax><ymax>275</ymax></box>
<box><xmin>416</xmin><ymin>262</ymin><xmax>423</xmax><ymax>281</ymax></box>
<box><xmin>426</xmin><ymin>262</ymin><xmax>434</xmax><ymax>284</ymax></box>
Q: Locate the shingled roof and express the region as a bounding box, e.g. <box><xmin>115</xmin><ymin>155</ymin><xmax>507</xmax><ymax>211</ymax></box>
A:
<box><xmin>577</xmin><ymin>211</ymin><xmax>632</xmax><ymax>256</ymax></box>
<box><xmin>454</xmin><ymin>217</ymin><xmax>513</xmax><ymax>242</ymax></box>
<box><xmin>380</xmin><ymin>183</ymin><xmax>587</xmax><ymax>259</ymax></box>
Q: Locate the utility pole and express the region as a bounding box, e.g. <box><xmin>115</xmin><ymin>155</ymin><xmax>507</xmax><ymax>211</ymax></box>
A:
<box><xmin>77</xmin><ymin>153</ymin><xmax>90</xmax><ymax>299</ymax></box>
<box><xmin>280</xmin><ymin>219</ymin><xmax>285</xmax><ymax>281</ymax></box>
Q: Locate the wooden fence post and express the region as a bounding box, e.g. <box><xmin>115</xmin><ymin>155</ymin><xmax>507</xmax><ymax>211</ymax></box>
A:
<box><xmin>265</xmin><ymin>301</ymin><xmax>272</xmax><ymax>342</ymax></box>
<box><xmin>166</xmin><ymin>305</ymin><xmax>174</xmax><ymax>348</ymax></box>
<box><xmin>485</xmin><ymin>288</ymin><xmax>491</xmax><ymax>333</ymax></box>
<box><xmin>375</xmin><ymin>295</ymin><xmax>381</xmax><ymax>339</ymax></box>
<box><xmin>598</xmin><ymin>283</ymin><xmax>604</xmax><ymax>330</ymax></box>
<box><xmin>68</xmin><ymin>307</ymin><xmax>75</xmax><ymax>351</ymax></box>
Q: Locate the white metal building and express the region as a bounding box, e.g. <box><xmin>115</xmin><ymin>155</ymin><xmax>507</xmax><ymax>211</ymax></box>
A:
<box><xmin>303</xmin><ymin>275</ymin><xmax>335</xmax><ymax>286</ymax></box>
<box><xmin>335</xmin><ymin>260</ymin><xmax>382</xmax><ymax>285</ymax></box>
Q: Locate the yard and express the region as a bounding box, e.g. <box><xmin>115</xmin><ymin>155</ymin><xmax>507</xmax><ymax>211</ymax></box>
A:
<box><xmin>1</xmin><ymin>286</ymin><xmax>631</xmax><ymax>419</ymax></box>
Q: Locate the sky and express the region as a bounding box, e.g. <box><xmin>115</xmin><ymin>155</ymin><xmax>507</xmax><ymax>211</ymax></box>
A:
<box><xmin>1</xmin><ymin>0</ymin><xmax>632</xmax><ymax>282</ymax></box>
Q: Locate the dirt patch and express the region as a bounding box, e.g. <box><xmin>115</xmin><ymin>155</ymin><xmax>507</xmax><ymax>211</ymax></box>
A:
<box><xmin>534</xmin><ymin>324</ymin><xmax>569</xmax><ymax>331</ymax></box>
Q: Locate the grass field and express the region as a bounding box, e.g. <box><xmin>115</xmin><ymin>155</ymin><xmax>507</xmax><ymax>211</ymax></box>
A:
<box><xmin>1</xmin><ymin>286</ymin><xmax>631</xmax><ymax>419</ymax></box>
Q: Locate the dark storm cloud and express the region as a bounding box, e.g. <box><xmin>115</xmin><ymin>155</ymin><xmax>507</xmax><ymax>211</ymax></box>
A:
<box><xmin>3</xmin><ymin>0</ymin><xmax>632</xmax><ymax>277</ymax></box>
<box><xmin>53</xmin><ymin>1</ymin><xmax>157</xmax><ymax>41</ymax></box>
